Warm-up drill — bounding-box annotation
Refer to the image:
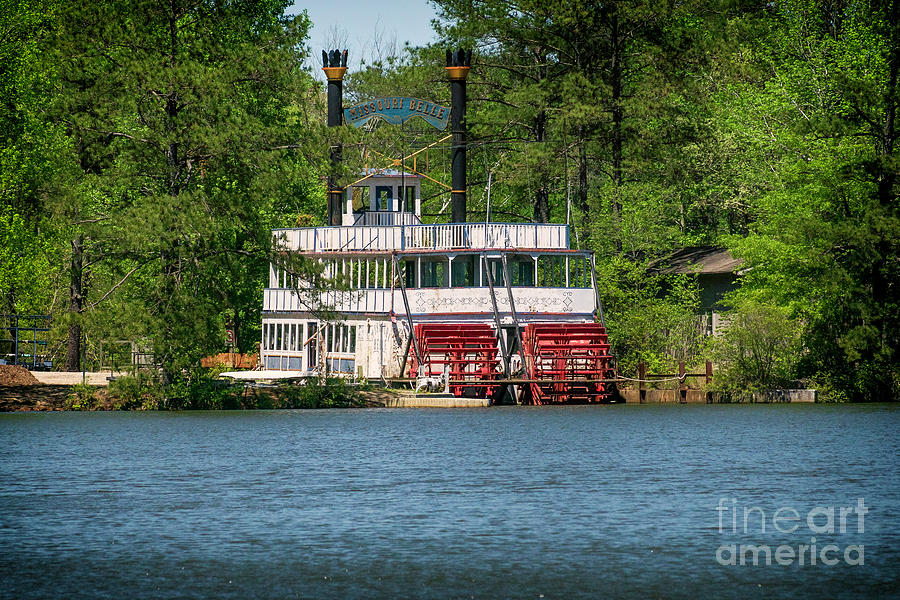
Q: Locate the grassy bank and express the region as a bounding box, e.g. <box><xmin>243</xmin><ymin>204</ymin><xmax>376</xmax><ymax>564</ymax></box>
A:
<box><xmin>0</xmin><ymin>370</ymin><xmax>386</xmax><ymax>412</ymax></box>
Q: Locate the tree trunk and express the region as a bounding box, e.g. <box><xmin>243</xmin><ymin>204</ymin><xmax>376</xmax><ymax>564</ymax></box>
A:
<box><xmin>611</xmin><ymin>11</ymin><xmax>623</xmax><ymax>226</ymax></box>
<box><xmin>533</xmin><ymin>109</ymin><xmax>550</xmax><ymax>222</ymax></box>
<box><xmin>577</xmin><ymin>131</ymin><xmax>589</xmax><ymax>245</ymax></box>
<box><xmin>871</xmin><ymin>0</ymin><xmax>900</xmax><ymax>400</ymax></box>
<box><xmin>65</xmin><ymin>235</ymin><xmax>84</xmax><ymax>371</ymax></box>
<box><xmin>158</xmin><ymin>5</ymin><xmax>182</xmax><ymax>390</ymax></box>
<box><xmin>233</xmin><ymin>310</ymin><xmax>242</xmax><ymax>355</ymax></box>
<box><xmin>878</xmin><ymin>1</ymin><xmax>898</xmax><ymax>208</ymax></box>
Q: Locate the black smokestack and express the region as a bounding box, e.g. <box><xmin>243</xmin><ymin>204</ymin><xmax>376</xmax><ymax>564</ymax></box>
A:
<box><xmin>323</xmin><ymin>49</ymin><xmax>348</xmax><ymax>226</ymax></box>
<box><xmin>446</xmin><ymin>49</ymin><xmax>471</xmax><ymax>223</ymax></box>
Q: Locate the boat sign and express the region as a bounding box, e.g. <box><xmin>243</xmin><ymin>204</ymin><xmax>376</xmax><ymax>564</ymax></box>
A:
<box><xmin>344</xmin><ymin>97</ymin><xmax>450</xmax><ymax>130</ymax></box>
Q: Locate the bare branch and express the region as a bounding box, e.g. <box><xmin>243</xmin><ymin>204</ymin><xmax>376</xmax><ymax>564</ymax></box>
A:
<box><xmin>84</xmin><ymin>262</ymin><xmax>149</xmax><ymax>310</ymax></box>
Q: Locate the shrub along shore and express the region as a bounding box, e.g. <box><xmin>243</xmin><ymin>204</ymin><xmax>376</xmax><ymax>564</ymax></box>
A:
<box><xmin>0</xmin><ymin>365</ymin><xmax>836</xmax><ymax>412</ymax></box>
<box><xmin>0</xmin><ymin>366</ymin><xmax>391</xmax><ymax>411</ymax></box>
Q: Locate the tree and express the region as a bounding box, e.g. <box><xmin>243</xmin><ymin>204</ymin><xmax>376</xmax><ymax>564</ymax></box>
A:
<box><xmin>51</xmin><ymin>0</ymin><xmax>325</xmax><ymax>383</ymax></box>
<box><xmin>0</xmin><ymin>0</ymin><xmax>70</xmax><ymax>317</ymax></box>
<box><xmin>717</xmin><ymin>0</ymin><xmax>900</xmax><ymax>400</ymax></box>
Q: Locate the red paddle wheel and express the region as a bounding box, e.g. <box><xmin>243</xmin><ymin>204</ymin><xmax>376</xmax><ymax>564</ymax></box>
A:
<box><xmin>522</xmin><ymin>323</ymin><xmax>613</xmax><ymax>405</ymax></box>
<box><xmin>407</xmin><ymin>323</ymin><xmax>501</xmax><ymax>398</ymax></box>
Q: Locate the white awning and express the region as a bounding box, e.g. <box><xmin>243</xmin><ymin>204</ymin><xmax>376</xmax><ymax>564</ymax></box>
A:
<box><xmin>219</xmin><ymin>370</ymin><xmax>311</xmax><ymax>380</ymax></box>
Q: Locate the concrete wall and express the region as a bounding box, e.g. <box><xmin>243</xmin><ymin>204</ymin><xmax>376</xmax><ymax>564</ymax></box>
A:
<box><xmin>617</xmin><ymin>388</ymin><xmax>818</xmax><ymax>403</ymax></box>
<box><xmin>383</xmin><ymin>394</ymin><xmax>490</xmax><ymax>408</ymax></box>
<box><xmin>709</xmin><ymin>389</ymin><xmax>817</xmax><ymax>403</ymax></box>
<box><xmin>617</xmin><ymin>389</ymin><xmax>707</xmax><ymax>403</ymax></box>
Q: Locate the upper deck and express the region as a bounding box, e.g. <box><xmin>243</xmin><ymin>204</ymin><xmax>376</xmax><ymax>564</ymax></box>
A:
<box><xmin>273</xmin><ymin>222</ymin><xmax>570</xmax><ymax>253</ymax></box>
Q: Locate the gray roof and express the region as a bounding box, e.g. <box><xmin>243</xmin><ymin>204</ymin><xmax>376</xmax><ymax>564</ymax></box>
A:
<box><xmin>361</xmin><ymin>168</ymin><xmax>422</xmax><ymax>178</ymax></box>
<box><xmin>652</xmin><ymin>247</ymin><xmax>743</xmax><ymax>275</ymax></box>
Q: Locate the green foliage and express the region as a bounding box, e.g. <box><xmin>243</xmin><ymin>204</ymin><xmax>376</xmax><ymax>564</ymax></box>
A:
<box><xmin>160</xmin><ymin>372</ymin><xmax>244</xmax><ymax>410</ymax></box>
<box><xmin>709</xmin><ymin>301</ymin><xmax>802</xmax><ymax>393</ymax></box>
<box><xmin>106</xmin><ymin>371</ymin><xmax>163</xmax><ymax>410</ymax></box>
<box><xmin>715</xmin><ymin>0</ymin><xmax>900</xmax><ymax>400</ymax></box>
<box><xmin>274</xmin><ymin>377</ymin><xmax>361</xmax><ymax>409</ymax></box>
<box><xmin>66</xmin><ymin>383</ymin><xmax>100</xmax><ymax>410</ymax></box>
<box><xmin>99</xmin><ymin>373</ymin><xmax>362</xmax><ymax>410</ymax></box>
<box><xmin>596</xmin><ymin>256</ymin><xmax>705</xmax><ymax>375</ymax></box>
<box><xmin>25</xmin><ymin>0</ymin><xmax>336</xmax><ymax>377</ymax></box>
<box><xmin>0</xmin><ymin>205</ymin><xmax>53</xmax><ymax>314</ymax></box>
<box><xmin>0</xmin><ymin>0</ymin><xmax>71</xmax><ymax>319</ymax></box>
<box><xmin>3</xmin><ymin>0</ymin><xmax>898</xmax><ymax>400</ymax></box>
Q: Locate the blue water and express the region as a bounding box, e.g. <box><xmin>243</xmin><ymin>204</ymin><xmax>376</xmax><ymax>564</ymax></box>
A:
<box><xmin>1</xmin><ymin>404</ymin><xmax>898</xmax><ymax>599</ymax></box>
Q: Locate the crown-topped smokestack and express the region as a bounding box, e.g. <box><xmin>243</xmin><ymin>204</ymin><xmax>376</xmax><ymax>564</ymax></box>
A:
<box><xmin>446</xmin><ymin>48</ymin><xmax>471</xmax><ymax>223</ymax></box>
<box><xmin>323</xmin><ymin>49</ymin><xmax>348</xmax><ymax>226</ymax></box>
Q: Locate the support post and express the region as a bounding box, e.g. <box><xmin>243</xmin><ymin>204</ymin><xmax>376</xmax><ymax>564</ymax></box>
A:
<box><xmin>482</xmin><ymin>252</ymin><xmax>510</xmax><ymax>376</ymax></box>
<box><xmin>323</xmin><ymin>49</ymin><xmax>348</xmax><ymax>227</ymax></box>
<box><xmin>638</xmin><ymin>361</ymin><xmax>646</xmax><ymax>403</ymax></box>
<box><xmin>446</xmin><ymin>49</ymin><xmax>471</xmax><ymax>223</ymax></box>
<box><xmin>679</xmin><ymin>361</ymin><xmax>687</xmax><ymax>403</ymax></box>
<box><xmin>500</xmin><ymin>253</ymin><xmax>525</xmax><ymax>371</ymax></box>
<box><xmin>393</xmin><ymin>254</ymin><xmax>423</xmax><ymax>375</ymax></box>
<box><xmin>398</xmin><ymin>333</ymin><xmax>413</xmax><ymax>379</ymax></box>
<box><xmin>590</xmin><ymin>253</ymin><xmax>606</xmax><ymax>327</ymax></box>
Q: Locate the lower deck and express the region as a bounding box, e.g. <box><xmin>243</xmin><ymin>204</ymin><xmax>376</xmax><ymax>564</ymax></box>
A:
<box><xmin>259</xmin><ymin>312</ymin><xmax>594</xmax><ymax>379</ymax></box>
<box><xmin>260</xmin><ymin>313</ymin><xmax>615</xmax><ymax>405</ymax></box>
<box><xmin>260</xmin><ymin>246</ymin><xmax>612</xmax><ymax>403</ymax></box>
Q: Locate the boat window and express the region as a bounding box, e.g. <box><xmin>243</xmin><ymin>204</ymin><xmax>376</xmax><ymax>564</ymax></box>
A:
<box><xmin>519</xmin><ymin>260</ymin><xmax>535</xmax><ymax>286</ymax></box>
<box><xmin>375</xmin><ymin>186</ymin><xmax>392</xmax><ymax>211</ymax></box>
<box><xmin>351</xmin><ymin>186</ymin><xmax>368</xmax><ymax>213</ymax></box>
<box><xmin>421</xmin><ymin>259</ymin><xmax>448</xmax><ymax>287</ymax></box>
<box><xmin>401</xmin><ymin>186</ymin><xmax>416</xmax><ymax>213</ymax></box>
<box><xmin>329</xmin><ymin>358</ymin><xmax>355</xmax><ymax>373</ymax></box>
<box><xmin>402</xmin><ymin>260</ymin><xmax>417</xmax><ymax>289</ymax></box>
<box><xmin>451</xmin><ymin>256</ymin><xmax>475</xmax><ymax>287</ymax></box>
<box><xmin>510</xmin><ymin>257</ymin><xmax>534</xmax><ymax>286</ymax></box>
<box><xmin>483</xmin><ymin>258</ymin><xmax>505</xmax><ymax>287</ymax></box>
<box><xmin>306</xmin><ymin>322</ymin><xmax>317</xmax><ymax>369</ymax></box>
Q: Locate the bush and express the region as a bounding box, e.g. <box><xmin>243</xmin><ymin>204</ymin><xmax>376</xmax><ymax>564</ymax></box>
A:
<box><xmin>79</xmin><ymin>370</ymin><xmax>364</xmax><ymax>411</ymax></box>
<box><xmin>710</xmin><ymin>301</ymin><xmax>802</xmax><ymax>392</ymax></box>
<box><xmin>598</xmin><ymin>258</ymin><xmax>706</xmax><ymax>375</ymax></box>
<box><xmin>276</xmin><ymin>377</ymin><xmax>360</xmax><ymax>409</ymax></box>
<box><xmin>67</xmin><ymin>383</ymin><xmax>101</xmax><ymax>410</ymax></box>
<box><xmin>106</xmin><ymin>370</ymin><xmax>162</xmax><ymax>410</ymax></box>
<box><xmin>163</xmin><ymin>372</ymin><xmax>243</xmax><ymax>410</ymax></box>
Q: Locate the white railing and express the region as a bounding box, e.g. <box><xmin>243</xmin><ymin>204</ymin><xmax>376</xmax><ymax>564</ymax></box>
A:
<box><xmin>263</xmin><ymin>286</ymin><xmax>594</xmax><ymax>316</ymax></box>
<box><xmin>272</xmin><ymin>223</ymin><xmax>569</xmax><ymax>253</ymax></box>
<box><xmin>352</xmin><ymin>212</ymin><xmax>422</xmax><ymax>227</ymax></box>
<box><xmin>263</xmin><ymin>288</ymin><xmax>393</xmax><ymax>313</ymax></box>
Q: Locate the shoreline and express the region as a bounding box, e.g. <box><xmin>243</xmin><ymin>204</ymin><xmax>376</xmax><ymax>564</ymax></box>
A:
<box><xmin>1</xmin><ymin>382</ymin><xmax>828</xmax><ymax>412</ymax></box>
<box><xmin>0</xmin><ymin>362</ymin><xmax>834</xmax><ymax>411</ymax></box>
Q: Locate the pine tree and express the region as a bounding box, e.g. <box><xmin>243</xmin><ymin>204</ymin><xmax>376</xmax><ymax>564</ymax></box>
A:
<box><xmin>52</xmin><ymin>0</ymin><xmax>323</xmax><ymax>382</ymax></box>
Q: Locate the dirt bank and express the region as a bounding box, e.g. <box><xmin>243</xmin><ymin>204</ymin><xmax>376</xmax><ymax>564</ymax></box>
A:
<box><xmin>0</xmin><ymin>365</ymin><xmax>42</xmax><ymax>386</ymax></box>
<box><xmin>0</xmin><ymin>385</ymin><xmax>77</xmax><ymax>411</ymax></box>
